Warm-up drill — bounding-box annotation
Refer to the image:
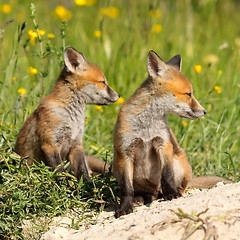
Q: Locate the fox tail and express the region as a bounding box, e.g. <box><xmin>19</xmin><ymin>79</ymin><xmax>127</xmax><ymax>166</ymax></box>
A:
<box><xmin>188</xmin><ymin>176</ymin><xmax>232</xmax><ymax>189</ymax></box>
<box><xmin>85</xmin><ymin>155</ymin><xmax>110</xmax><ymax>175</ymax></box>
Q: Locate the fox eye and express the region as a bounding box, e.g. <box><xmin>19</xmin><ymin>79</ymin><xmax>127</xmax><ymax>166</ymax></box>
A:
<box><xmin>185</xmin><ymin>92</ymin><xmax>192</xmax><ymax>97</ymax></box>
<box><xmin>101</xmin><ymin>80</ymin><xmax>106</xmax><ymax>85</ymax></box>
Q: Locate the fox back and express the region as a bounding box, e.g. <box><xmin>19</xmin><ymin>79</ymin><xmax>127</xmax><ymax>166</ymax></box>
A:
<box><xmin>15</xmin><ymin>47</ymin><xmax>119</xmax><ymax>181</ymax></box>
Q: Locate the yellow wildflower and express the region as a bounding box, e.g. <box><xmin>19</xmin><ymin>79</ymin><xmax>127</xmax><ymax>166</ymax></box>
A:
<box><xmin>152</xmin><ymin>24</ymin><xmax>162</xmax><ymax>33</ymax></box>
<box><xmin>115</xmin><ymin>96</ymin><xmax>124</xmax><ymax>104</ymax></box>
<box><xmin>28</xmin><ymin>30</ymin><xmax>38</xmax><ymax>40</ymax></box>
<box><xmin>55</xmin><ymin>5</ymin><xmax>72</xmax><ymax>21</ymax></box>
<box><xmin>94</xmin><ymin>30</ymin><xmax>102</xmax><ymax>38</ymax></box>
<box><xmin>193</xmin><ymin>65</ymin><xmax>202</xmax><ymax>74</ymax></box>
<box><xmin>29</xmin><ymin>67</ymin><xmax>38</xmax><ymax>75</ymax></box>
<box><xmin>75</xmin><ymin>0</ymin><xmax>96</xmax><ymax>6</ymax></box>
<box><xmin>100</xmin><ymin>7</ymin><xmax>119</xmax><ymax>19</ymax></box>
<box><xmin>1</xmin><ymin>4</ymin><xmax>12</xmax><ymax>14</ymax></box>
<box><xmin>182</xmin><ymin>121</ymin><xmax>188</xmax><ymax>127</ymax></box>
<box><xmin>37</xmin><ymin>29</ymin><xmax>45</xmax><ymax>36</ymax></box>
<box><xmin>18</xmin><ymin>88</ymin><xmax>27</xmax><ymax>95</ymax></box>
<box><xmin>213</xmin><ymin>85</ymin><xmax>221</xmax><ymax>94</ymax></box>
<box><xmin>75</xmin><ymin>0</ymin><xmax>87</xmax><ymax>6</ymax></box>
<box><xmin>149</xmin><ymin>9</ymin><xmax>161</xmax><ymax>18</ymax></box>
<box><xmin>95</xmin><ymin>105</ymin><xmax>103</xmax><ymax>112</ymax></box>
<box><xmin>12</xmin><ymin>77</ymin><xmax>16</xmax><ymax>81</ymax></box>
<box><xmin>28</xmin><ymin>30</ymin><xmax>38</xmax><ymax>45</ymax></box>
<box><xmin>85</xmin><ymin>119</ymin><xmax>89</xmax><ymax>125</ymax></box>
<box><xmin>47</xmin><ymin>33</ymin><xmax>55</xmax><ymax>39</ymax></box>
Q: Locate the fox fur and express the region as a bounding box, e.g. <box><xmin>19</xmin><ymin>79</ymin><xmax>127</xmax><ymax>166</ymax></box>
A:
<box><xmin>113</xmin><ymin>50</ymin><xmax>230</xmax><ymax>217</ymax></box>
<box><xmin>15</xmin><ymin>47</ymin><xmax>119</xmax><ymax>181</ymax></box>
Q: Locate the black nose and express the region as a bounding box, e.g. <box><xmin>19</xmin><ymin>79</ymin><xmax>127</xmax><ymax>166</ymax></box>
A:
<box><xmin>203</xmin><ymin>110</ymin><xmax>207</xmax><ymax>115</ymax></box>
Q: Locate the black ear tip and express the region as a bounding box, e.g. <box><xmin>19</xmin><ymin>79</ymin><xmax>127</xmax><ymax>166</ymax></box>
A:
<box><xmin>148</xmin><ymin>50</ymin><xmax>157</xmax><ymax>56</ymax></box>
<box><xmin>65</xmin><ymin>46</ymin><xmax>72</xmax><ymax>51</ymax></box>
<box><xmin>148</xmin><ymin>50</ymin><xmax>162</xmax><ymax>59</ymax></box>
<box><xmin>64</xmin><ymin>46</ymin><xmax>80</xmax><ymax>54</ymax></box>
<box><xmin>176</xmin><ymin>54</ymin><xmax>182</xmax><ymax>61</ymax></box>
<box><xmin>170</xmin><ymin>54</ymin><xmax>181</xmax><ymax>61</ymax></box>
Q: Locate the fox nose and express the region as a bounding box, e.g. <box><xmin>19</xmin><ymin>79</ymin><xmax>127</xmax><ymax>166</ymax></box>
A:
<box><xmin>203</xmin><ymin>110</ymin><xmax>207</xmax><ymax>115</ymax></box>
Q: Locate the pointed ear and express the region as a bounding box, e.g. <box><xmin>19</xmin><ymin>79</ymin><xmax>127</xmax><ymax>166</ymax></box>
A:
<box><xmin>166</xmin><ymin>55</ymin><xmax>182</xmax><ymax>71</ymax></box>
<box><xmin>147</xmin><ymin>50</ymin><xmax>168</xmax><ymax>78</ymax></box>
<box><xmin>64</xmin><ymin>47</ymin><xmax>86</xmax><ymax>73</ymax></box>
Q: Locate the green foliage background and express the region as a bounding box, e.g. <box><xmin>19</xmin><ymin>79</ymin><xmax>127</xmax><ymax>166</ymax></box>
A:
<box><xmin>0</xmin><ymin>0</ymin><xmax>239</xmax><ymax>239</ymax></box>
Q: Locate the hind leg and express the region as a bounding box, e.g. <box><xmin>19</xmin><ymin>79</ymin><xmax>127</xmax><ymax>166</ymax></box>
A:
<box><xmin>172</xmin><ymin>152</ymin><xmax>192</xmax><ymax>195</ymax></box>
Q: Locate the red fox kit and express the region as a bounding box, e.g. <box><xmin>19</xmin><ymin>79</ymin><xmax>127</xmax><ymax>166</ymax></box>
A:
<box><xmin>15</xmin><ymin>47</ymin><xmax>119</xmax><ymax>181</ymax></box>
<box><xmin>113</xmin><ymin>50</ymin><xmax>229</xmax><ymax>218</ymax></box>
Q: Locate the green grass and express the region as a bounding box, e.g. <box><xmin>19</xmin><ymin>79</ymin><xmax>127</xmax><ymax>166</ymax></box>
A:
<box><xmin>0</xmin><ymin>0</ymin><xmax>240</xmax><ymax>239</ymax></box>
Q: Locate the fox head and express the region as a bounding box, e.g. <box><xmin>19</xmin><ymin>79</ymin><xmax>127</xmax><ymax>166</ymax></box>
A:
<box><xmin>63</xmin><ymin>47</ymin><xmax>119</xmax><ymax>105</ymax></box>
<box><xmin>147</xmin><ymin>50</ymin><xmax>206</xmax><ymax>119</ymax></box>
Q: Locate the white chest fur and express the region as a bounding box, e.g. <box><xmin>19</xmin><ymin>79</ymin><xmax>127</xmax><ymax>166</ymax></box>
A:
<box><xmin>53</xmin><ymin>100</ymin><xmax>85</xmax><ymax>142</ymax></box>
<box><xmin>123</xmin><ymin>97</ymin><xmax>170</xmax><ymax>148</ymax></box>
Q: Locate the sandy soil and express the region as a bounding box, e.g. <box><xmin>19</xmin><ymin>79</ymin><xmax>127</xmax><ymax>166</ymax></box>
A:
<box><xmin>40</xmin><ymin>182</ymin><xmax>240</xmax><ymax>240</ymax></box>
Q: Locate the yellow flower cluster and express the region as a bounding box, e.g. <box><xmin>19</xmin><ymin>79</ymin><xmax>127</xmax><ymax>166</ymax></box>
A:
<box><xmin>1</xmin><ymin>4</ymin><xmax>12</xmax><ymax>13</ymax></box>
<box><xmin>28</xmin><ymin>29</ymin><xmax>54</xmax><ymax>45</ymax></box>
<box><xmin>28</xmin><ymin>30</ymin><xmax>38</xmax><ymax>40</ymax></box>
<box><xmin>100</xmin><ymin>7</ymin><xmax>119</xmax><ymax>18</ymax></box>
<box><xmin>55</xmin><ymin>5</ymin><xmax>72</xmax><ymax>21</ymax></box>
<box><xmin>75</xmin><ymin>0</ymin><xmax>96</xmax><ymax>6</ymax></box>
<box><xmin>194</xmin><ymin>65</ymin><xmax>202</xmax><ymax>74</ymax></box>
<box><xmin>28</xmin><ymin>29</ymin><xmax>45</xmax><ymax>45</ymax></box>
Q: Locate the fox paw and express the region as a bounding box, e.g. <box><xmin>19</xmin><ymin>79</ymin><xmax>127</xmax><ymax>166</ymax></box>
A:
<box><xmin>163</xmin><ymin>191</ymin><xmax>182</xmax><ymax>201</ymax></box>
<box><xmin>115</xmin><ymin>207</ymin><xmax>133</xmax><ymax>218</ymax></box>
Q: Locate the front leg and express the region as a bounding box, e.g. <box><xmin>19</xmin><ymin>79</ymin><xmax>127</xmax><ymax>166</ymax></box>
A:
<box><xmin>152</xmin><ymin>138</ymin><xmax>181</xmax><ymax>200</ymax></box>
<box><xmin>68</xmin><ymin>145</ymin><xmax>91</xmax><ymax>182</ymax></box>
<box><xmin>41</xmin><ymin>144</ymin><xmax>65</xmax><ymax>172</ymax></box>
<box><xmin>115</xmin><ymin>156</ymin><xmax>134</xmax><ymax>218</ymax></box>
<box><xmin>161</xmin><ymin>163</ymin><xmax>182</xmax><ymax>200</ymax></box>
<box><xmin>115</xmin><ymin>138</ymin><xmax>145</xmax><ymax>218</ymax></box>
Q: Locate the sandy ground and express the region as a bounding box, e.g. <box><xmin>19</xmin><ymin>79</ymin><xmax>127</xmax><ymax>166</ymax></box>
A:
<box><xmin>40</xmin><ymin>182</ymin><xmax>240</xmax><ymax>240</ymax></box>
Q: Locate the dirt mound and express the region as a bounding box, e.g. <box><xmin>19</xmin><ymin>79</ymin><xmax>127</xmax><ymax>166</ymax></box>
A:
<box><xmin>41</xmin><ymin>182</ymin><xmax>240</xmax><ymax>240</ymax></box>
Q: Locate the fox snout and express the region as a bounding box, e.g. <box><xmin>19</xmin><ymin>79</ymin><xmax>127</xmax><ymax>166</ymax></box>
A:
<box><xmin>174</xmin><ymin>97</ymin><xmax>206</xmax><ymax>120</ymax></box>
<box><xmin>186</xmin><ymin>108</ymin><xmax>206</xmax><ymax>119</ymax></box>
<box><xmin>105</xmin><ymin>86</ymin><xmax>120</xmax><ymax>104</ymax></box>
<box><xmin>187</xmin><ymin>97</ymin><xmax>206</xmax><ymax>119</ymax></box>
